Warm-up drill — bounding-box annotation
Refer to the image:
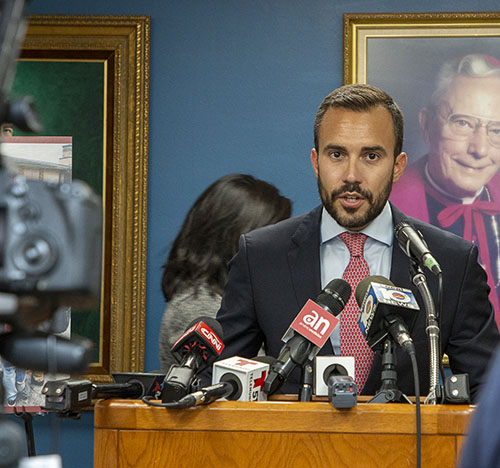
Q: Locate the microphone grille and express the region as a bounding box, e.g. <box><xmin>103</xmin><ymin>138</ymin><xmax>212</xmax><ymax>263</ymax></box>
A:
<box><xmin>184</xmin><ymin>316</ymin><xmax>224</xmax><ymax>340</ymax></box>
<box><xmin>354</xmin><ymin>275</ymin><xmax>392</xmax><ymax>307</ymax></box>
<box><xmin>318</xmin><ymin>278</ymin><xmax>351</xmax><ymax>316</ymax></box>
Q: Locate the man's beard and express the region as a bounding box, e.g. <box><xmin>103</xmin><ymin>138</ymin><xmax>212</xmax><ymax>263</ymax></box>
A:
<box><xmin>317</xmin><ymin>169</ymin><xmax>394</xmax><ymax>230</ymax></box>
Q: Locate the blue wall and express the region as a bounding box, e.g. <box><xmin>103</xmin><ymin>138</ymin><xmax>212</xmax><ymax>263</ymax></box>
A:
<box><xmin>19</xmin><ymin>1</ymin><xmax>500</xmax><ymax>466</ymax></box>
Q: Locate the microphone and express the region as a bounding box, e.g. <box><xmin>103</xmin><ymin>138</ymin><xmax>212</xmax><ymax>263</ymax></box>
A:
<box><xmin>162</xmin><ymin>317</ymin><xmax>224</xmax><ymax>402</ymax></box>
<box><xmin>43</xmin><ymin>372</ymin><xmax>165</xmax><ymax>414</ymax></box>
<box><xmin>0</xmin><ymin>330</ymin><xmax>93</xmax><ymax>373</ymax></box>
<box><xmin>263</xmin><ymin>278</ymin><xmax>351</xmax><ymax>395</ymax></box>
<box><xmin>172</xmin><ymin>356</ymin><xmax>274</xmax><ymax>408</ymax></box>
<box><xmin>394</xmin><ymin>221</ymin><xmax>442</xmax><ymax>275</ymax></box>
<box><xmin>314</xmin><ymin>355</ymin><xmax>355</xmax><ymax>396</ymax></box>
<box><xmin>94</xmin><ymin>372</ymin><xmax>165</xmax><ymax>400</ymax></box>
<box><xmin>212</xmin><ymin>356</ymin><xmax>273</xmax><ymax>401</ymax></box>
<box><xmin>356</xmin><ymin>275</ymin><xmax>419</xmax><ymax>354</ymax></box>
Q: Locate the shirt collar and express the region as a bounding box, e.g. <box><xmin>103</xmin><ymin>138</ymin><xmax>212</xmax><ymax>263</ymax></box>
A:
<box><xmin>320</xmin><ymin>202</ymin><xmax>394</xmax><ymax>247</ymax></box>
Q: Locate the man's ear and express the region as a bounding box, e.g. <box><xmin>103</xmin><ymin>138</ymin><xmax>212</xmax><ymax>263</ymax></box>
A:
<box><xmin>393</xmin><ymin>152</ymin><xmax>407</xmax><ymax>184</ymax></box>
<box><xmin>419</xmin><ymin>107</ymin><xmax>432</xmax><ymax>145</ymax></box>
<box><xmin>310</xmin><ymin>148</ymin><xmax>319</xmax><ymax>178</ymax></box>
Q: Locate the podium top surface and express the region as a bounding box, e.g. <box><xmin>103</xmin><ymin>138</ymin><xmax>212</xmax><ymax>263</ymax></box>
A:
<box><xmin>94</xmin><ymin>398</ymin><xmax>474</xmax><ymax>436</ymax></box>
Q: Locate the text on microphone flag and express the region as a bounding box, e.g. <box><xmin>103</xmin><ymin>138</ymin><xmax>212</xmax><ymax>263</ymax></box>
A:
<box><xmin>289</xmin><ymin>299</ymin><xmax>339</xmax><ymax>347</ymax></box>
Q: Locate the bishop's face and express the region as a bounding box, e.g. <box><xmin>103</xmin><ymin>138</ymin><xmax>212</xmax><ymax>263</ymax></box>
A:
<box><xmin>423</xmin><ymin>75</ymin><xmax>500</xmax><ymax>198</ymax></box>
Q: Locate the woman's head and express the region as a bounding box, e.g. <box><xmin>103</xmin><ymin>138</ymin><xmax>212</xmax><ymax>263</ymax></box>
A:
<box><xmin>162</xmin><ymin>174</ymin><xmax>291</xmax><ymax>300</ymax></box>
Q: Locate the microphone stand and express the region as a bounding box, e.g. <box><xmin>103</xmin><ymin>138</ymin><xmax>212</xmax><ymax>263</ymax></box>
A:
<box><xmin>368</xmin><ymin>337</ymin><xmax>412</xmax><ymax>404</ymax></box>
<box><xmin>298</xmin><ymin>358</ymin><xmax>314</xmax><ymax>402</ymax></box>
<box><xmin>409</xmin><ymin>262</ymin><xmax>441</xmax><ymax>405</ymax></box>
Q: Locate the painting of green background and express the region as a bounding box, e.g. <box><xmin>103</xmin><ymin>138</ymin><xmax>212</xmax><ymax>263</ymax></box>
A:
<box><xmin>10</xmin><ymin>60</ymin><xmax>105</xmax><ymax>362</ymax></box>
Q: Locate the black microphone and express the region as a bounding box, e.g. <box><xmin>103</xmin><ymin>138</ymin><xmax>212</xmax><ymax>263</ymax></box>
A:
<box><xmin>172</xmin><ymin>381</ymin><xmax>236</xmax><ymax>408</ymax></box>
<box><xmin>356</xmin><ymin>275</ymin><xmax>419</xmax><ymax>354</ymax></box>
<box><xmin>394</xmin><ymin>221</ymin><xmax>442</xmax><ymax>275</ymax></box>
<box><xmin>161</xmin><ymin>317</ymin><xmax>224</xmax><ymax>402</ymax></box>
<box><xmin>0</xmin><ymin>330</ymin><xmax>93</xmax><ymax>373</ymax></box>
<box><xmin>43</xmin><ymin>372</ymin><xmax>165</xmax><ymax>414</ymax></box>
<box><xmin>263</xmin><ymin>278</ymin><xmax>351</xmax><ymax>395</ymax></box>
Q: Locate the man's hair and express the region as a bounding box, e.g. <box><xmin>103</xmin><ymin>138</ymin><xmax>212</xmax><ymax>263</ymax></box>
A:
<box><xmin>313</xmin><ymin>83</ymin><xmax>404</xmax><ymax>157</ymax></box>
<box><xmin>161</xmin><ymin>174</ymin><xmax>292</xmax><ymax>301</ymax></box>
<box><xmin>431</xmin><ymin>54</ymin><xmax>500</xmax><ymax>106</ymax></box>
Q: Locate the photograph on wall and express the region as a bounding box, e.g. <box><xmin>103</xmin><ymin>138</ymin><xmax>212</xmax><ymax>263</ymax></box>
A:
<box><xmin>344</xmin><ymin>12</ymin><xmax>500</xmax><ymax>326</ymax></box>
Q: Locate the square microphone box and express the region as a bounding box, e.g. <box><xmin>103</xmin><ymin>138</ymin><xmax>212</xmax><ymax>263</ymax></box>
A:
<box><xmin>314</xmin><ymin>356</ymin><xmax>355</xmax><ymax>396</ymax></box>
<box><xmin>212</xmin><ymin>356</ymin><xmax>270</xmax><ymax>401</ymax></box>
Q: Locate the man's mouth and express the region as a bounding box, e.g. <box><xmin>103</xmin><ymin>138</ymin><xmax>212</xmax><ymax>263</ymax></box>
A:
<box><xmin>453</xmin><ymin>159</ymin><xmax>491</xmax><ymax>171</ymax></box>
<box><xmin>338</xmin><ymin>193</ymin><xmax>364</xmax><ymax>208</ymax></box>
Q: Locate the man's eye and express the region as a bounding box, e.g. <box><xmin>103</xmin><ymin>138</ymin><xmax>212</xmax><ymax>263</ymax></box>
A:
<box><xmin>488</xmin><ymin>125</ymin><xmax>500</xmax><ymax>136</ymax></box>
<box><xmin>450</xmin><ymin>116</ymin><xmax>474</xmax><ymax>129</ymax></box>
<box><xmin>366</xmin><ymin>153</ymin><xmax>379</xmax><ymax>161</ymax></box>
<box><xmin>329</xmin><ymin>151</ymin><xmax>342</xmax><ymax>159</ymax></box>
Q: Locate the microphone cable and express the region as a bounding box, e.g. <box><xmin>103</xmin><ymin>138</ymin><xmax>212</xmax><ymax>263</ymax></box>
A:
<box><xmin>408</xmin><ymin>348</ymin><xmax>421</xmax><ymax>468</ymax></box>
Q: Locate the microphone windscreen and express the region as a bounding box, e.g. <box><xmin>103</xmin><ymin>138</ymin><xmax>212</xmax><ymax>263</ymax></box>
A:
<box><xmin>200</xmin><ymin>316</ymin><xmax>224</xmax><ymax>340</ymax></box>
<box><xmin>183</xmin><ymin>316</ymin><xmax>223</xmax><ymax>337</ymax></box>
<box><xmin>355</xmin><ymin>275</ymin><xmax>392</xmax><ymax>307</ymax></box>
<box><xmin>318</xmin><ymin>278</ymin><xmax>351</xmax><ymax>315</ymax></box>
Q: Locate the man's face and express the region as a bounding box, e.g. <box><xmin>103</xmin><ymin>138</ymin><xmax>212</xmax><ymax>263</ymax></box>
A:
<box><xmin>423</xmin><ymin>75</ymin><xmax>500</xmax><ymax>198</ymax></box>
<box><xmin>311</xmin><ymin>106</ymin><xmax>407</xmax><ymax>231</ymax></box>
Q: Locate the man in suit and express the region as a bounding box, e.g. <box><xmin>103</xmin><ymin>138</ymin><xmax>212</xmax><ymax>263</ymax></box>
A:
<box><xmin>211</xmin><ymin>84</ymin><xmax>499</xmax><ymax>399</ymax></box>
<box><xmin>390</xmin><ymin>54</ymin><xmax>500</xmax><ymax>327</ymax></box>
<box><xmin>459</xmin><ymin>346</ymin><xmax>500</xmax><ymax>468</ymax></box>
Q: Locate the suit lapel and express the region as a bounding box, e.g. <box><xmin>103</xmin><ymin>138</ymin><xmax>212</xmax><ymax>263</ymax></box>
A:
<box><xmin>389</xmin><ymin>205</ymin><xmax>414</xmax><ymax>291</ymax></box>
<box><xmin>287</xmin><ymin>206</ymin><xmax>322</xmax><ymax>307</ymax></box>
<box><xmin>287</xmin><ymin>206</ymin><xmax>334</xmax><ymax>354</ymax></box>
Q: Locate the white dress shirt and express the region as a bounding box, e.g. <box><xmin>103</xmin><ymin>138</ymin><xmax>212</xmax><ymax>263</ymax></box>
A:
<box><xmin>319</xmin><ymin>202</ymin><xmax>395</xmax><ymax>354</ymax></box>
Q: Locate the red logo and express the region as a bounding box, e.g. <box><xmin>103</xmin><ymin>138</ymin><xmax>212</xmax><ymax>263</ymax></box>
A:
<box><xmin>290</xmin><ymin>299</ymin><xmax>339</xmax><ymax>347</ymax></box>
<box><xmin>253</xmin><ymin>370</ymin><xmax>267</xmax><ymax>391</ymax></box>
<box><xmin>235</xmin><ymin>358</ymin><xmax>258</xmax><ymax>367</ymax></box>
<box><xmin>200</xmin><ymin>324</ymin><xmax>224</xmax><ymax>354</ymax></box>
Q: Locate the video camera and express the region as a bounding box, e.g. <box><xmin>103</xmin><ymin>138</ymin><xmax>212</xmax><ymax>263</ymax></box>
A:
<box><xmin>0</xmin><ymin>0</ymin><xmax>102</xmax><ymax>378</ymax></box>
<box><xmin>0</xmin><ymin>171</ymin><xmax>102</xmax><ymax>326</ymax></box>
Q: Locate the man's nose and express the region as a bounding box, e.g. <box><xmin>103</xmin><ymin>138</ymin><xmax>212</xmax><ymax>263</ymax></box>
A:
<box><xmin>468</xmin><ymin>126</ymin><xmax>489</xmax><ymax>158</ymax></box>
<box><xmin>343</xmin><ymin>158</ymin><xmax>362</xmax><ymax>183</ymax></box>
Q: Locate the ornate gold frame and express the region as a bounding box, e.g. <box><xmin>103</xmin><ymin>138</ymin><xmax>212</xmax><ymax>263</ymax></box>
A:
<box><xmin>343</xmin><ymin>11</ymin><xmax>500</xmax><ymax>84</ymax></box>
<box><xmin>21</xmin><ymin>15</ymin><xmax>150</xmax><ymax>382</ymax></box>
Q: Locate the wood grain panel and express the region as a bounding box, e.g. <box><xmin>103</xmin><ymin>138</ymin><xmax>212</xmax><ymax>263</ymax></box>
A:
<box><xmin>112</xmin><ymin>431</ymin><xmax>457</xmax><ymax>468</ymax></box>
<box><xmin>94</xmin><ymin>429</ymin><xmax>118</xmax><ymax>468</ymax></box>
<box><xmin>94</xmin><ymin>399</ymin><xmax>473</xmax><ymax>468</ymax></box>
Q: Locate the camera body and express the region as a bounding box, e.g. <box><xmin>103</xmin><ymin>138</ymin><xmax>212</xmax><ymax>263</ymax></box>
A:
<box><xmin>0</xmin><ymin>170</ymin><xmax>102</xmax><ymax>317</ymax></box>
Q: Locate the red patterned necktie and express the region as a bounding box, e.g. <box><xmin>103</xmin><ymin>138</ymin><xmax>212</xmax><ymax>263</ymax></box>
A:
<box><xmin>339</xmin><ymin>231</ymin><xmax>374</xmax><ymax>392</ymax></box>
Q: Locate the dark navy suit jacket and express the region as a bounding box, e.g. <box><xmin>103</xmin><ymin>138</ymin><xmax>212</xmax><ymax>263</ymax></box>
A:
<box><xmin>210</xmin><ymin>204</ymin><xmax>500</xmax><ymax>400</ymax></box>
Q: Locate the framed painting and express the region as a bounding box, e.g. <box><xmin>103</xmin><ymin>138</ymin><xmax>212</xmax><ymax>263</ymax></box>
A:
<box><xmin>12</xmin><ymin>15</ymin><xmax>150</xmax><ymax>383</ymax></box>
<box><xmin>343</xmin><ymin>12</ymin><xmax>500</xmax><ymax>358</ymax></box>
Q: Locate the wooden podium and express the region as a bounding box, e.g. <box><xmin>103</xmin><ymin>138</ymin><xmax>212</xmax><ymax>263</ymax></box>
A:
<box><xmin>94</xmin><ymin>398</ymin><xmax>474</xmax><ymax>468</ymax></box>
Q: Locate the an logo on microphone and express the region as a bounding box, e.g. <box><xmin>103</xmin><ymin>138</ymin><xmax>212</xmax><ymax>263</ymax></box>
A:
<box><xmin>289</xmin><ymin>299</ymin><xmax>339</xmax><ymax>348</ymax></box>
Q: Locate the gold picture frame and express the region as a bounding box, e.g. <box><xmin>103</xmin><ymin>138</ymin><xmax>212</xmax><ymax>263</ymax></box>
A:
<box><xmin>20</xmin><ymin>15</ymin><xmax>150</xmax><ymax>382</ymax></box>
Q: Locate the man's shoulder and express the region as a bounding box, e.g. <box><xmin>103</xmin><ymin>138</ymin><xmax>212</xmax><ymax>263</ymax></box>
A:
<box><xmin>245</xmin><ymin>205</ymin><xmax>322</xmax><ymax>243</ymax></box>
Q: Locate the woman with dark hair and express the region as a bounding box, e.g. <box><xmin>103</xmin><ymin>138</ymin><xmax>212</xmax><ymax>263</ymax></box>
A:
<box><xmin>159</xmin><ymin>174</ymin><xmax>292</xmax><ymax>369</ymax></box>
